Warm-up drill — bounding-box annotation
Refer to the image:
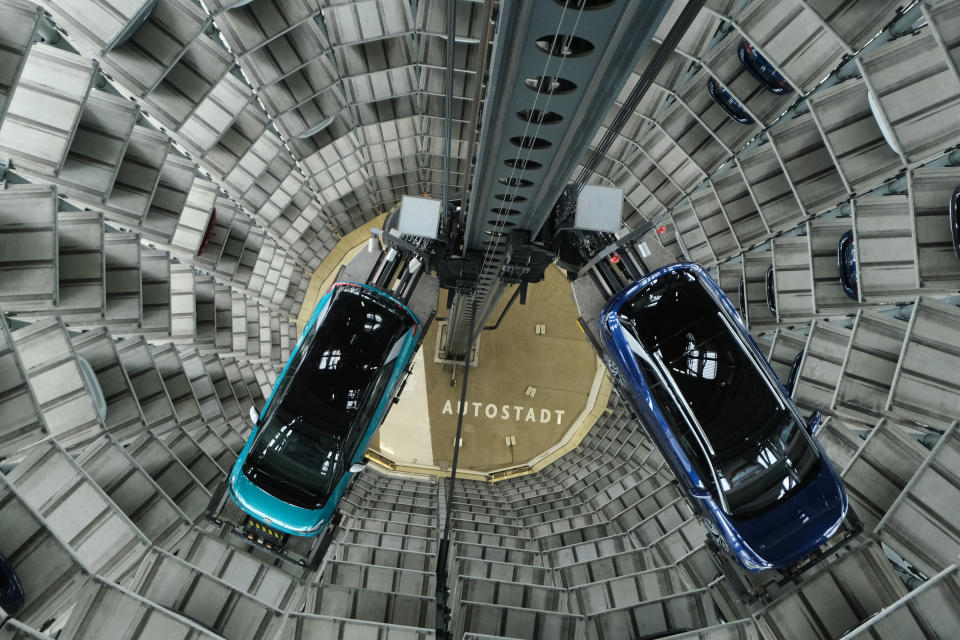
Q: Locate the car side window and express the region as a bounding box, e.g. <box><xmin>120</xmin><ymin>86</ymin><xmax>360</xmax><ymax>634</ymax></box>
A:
<box><xmin>634</xmin><ymin>355</ymin><xmax>715</xmax><ymax>491</ymax></box>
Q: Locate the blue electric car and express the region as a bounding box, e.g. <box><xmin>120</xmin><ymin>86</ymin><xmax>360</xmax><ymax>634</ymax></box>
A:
<box><xmin>599</xmin><ymin>263</ymin><xmax>848</xmax><ymax>572</ymax></box>
<box><xmin>227</xmin><ymin>281</ymin><xmax>420</xmax><ymax>537</ymax></box>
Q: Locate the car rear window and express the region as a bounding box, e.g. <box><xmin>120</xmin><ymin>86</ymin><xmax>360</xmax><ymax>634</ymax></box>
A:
<box><xmin>618</xmin><ymin>268</ymin><xmax>820</xmax><ymax>517</ymax></box>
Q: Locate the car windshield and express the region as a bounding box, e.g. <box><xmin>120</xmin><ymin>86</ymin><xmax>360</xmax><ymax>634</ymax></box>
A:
<box><xmin>618</xmin><ymin>268</ymin><xmax>820</xmax><ymax>518</ymax></box>
<box><xmin>243</xmin><ymin>285</ymin><xmax>414</xmax><ymax>509</ymax></box>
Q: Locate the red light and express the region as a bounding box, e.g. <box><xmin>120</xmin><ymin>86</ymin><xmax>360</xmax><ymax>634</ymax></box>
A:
<box><xmin>328</xmin><ymin>281</ymin><xmax>358</xmax><ymax>295</ymax></box>
<box><xmin>656</xmin><ymin>225</ymin><xmax>667</xmax><ymax>235</ymax></box>
<box><xmin>610</xmin><ymin>253</ymin><xmax>621</xmax><ymax>264</ymax></box>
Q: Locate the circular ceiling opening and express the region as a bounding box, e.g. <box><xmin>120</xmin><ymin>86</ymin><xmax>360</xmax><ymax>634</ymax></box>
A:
<box><xmin>535</xmin><ymin>34</ymin><xmax>595</xmax><ymax>57</ymax></box>
<box><xmin>504</xmin><ymin>158</ymin><xmax>542</xmax><ymax>170</ymax></box>
<box><xmin>498</xmin><ymin>177</ymin><xmax>534</xmax><ymax>188</ymax></box>
<box><xmin>553</xmin><ymin>0</ymin><xmax>616</xmax><ymax>9</ymax></box>
<box><xmin>525</xmin><ymin>75</ymin><xmax>577</xmax><ymax>94</ymax></box>
<box><xmin>517</xmin><ymin>109</ymin><xmax>563</xmax><ymax>125</ymax></box>
<box><xmin>494</xmin><ymin>193</ymin><xmax>527</xmax><ymax>202</ymax></box>
<box><xmin>491</xmin><ymin>207</ymin><xmax>522</xmax><ymax>216</ymax></box>
<box><xmin>510</xmin><ymin>136</ymin><xmax>551</xmax><ymax>149</ymax></box>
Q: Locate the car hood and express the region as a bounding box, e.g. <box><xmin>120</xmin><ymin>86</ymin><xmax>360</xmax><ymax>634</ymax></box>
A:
<box><xmin>229</xmin><ymin>467</ymin><xmax>326</xmax><ymax>535</ymax></box>
<box><xmin>730</xmin><ymin>457</ymin><xmax>848</xmax><ymax>568</ymax></box>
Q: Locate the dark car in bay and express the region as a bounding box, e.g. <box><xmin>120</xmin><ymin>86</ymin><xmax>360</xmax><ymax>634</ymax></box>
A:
<box><xmin>765</xmin><ymin>265</ymin><xmax>776</xmax><ymax>316</ymax></box>
<box><xmin>838</xmin><ymin>230</ymin><xmax>858</xmax><ymax>301</ymax></box>
<box><xmin>786</xmin><ymin>351</ymin><xmax>804</xmax><ymax>397</ymax></box>
<box><xmin>707</xmin><ymin>77</ymin><xmax>754</xmax><ymax>125</ymax></box>
<box><xmin>738</xmin><ymin>40</ymin><xmax>793</xmax><ymax>94</ymax></box>
<box><xmin>598</xmin><ymin>263</ymin><xmax>848</xmax><ymax>572</ymax></box>
<box><xmin>0</xmin><ymin>553</ymin><xmax>24</xmax><ymax>615</ymax></box>
<box><xmin>950</xmin><ymin>185</ymin><xmax>960</xmax><ymax>259</ymax></box>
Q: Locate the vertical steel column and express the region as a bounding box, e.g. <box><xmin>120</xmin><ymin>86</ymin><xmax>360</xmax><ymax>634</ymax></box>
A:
<box><xmin>441</xmin><ymin>0</ymin><xmax>674</xmax><ymax>359</ymax></box>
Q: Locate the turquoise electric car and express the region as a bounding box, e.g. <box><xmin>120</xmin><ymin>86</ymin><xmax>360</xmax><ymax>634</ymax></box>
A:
<box><xmin>227</xmin><ymin>281</ymin><xmax>420</xmax><ymax>536</ymax></box>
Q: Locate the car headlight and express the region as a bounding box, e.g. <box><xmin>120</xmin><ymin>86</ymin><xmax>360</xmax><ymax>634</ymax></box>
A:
<box><xmin>739</xmin><ymin>553</ymin><xmax>773</xmax><ymax>571</ymax></box>
<box><xmin>287</xmin><ymin>519</ymin><xmax>325</xmax><ymax>535</ymax></box>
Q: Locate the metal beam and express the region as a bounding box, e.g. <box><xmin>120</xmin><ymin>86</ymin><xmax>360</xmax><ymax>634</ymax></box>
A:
<box><xmin>442</xmin><ymin>0</ymin><xmax>674</xmax><ymax>358</ymax></box>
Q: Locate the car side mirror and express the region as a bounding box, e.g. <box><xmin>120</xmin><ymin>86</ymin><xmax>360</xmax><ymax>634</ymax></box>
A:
<box><xmin>806</xmin><ymin>410</ymin><xmax>822</xmax><ymax>435</ymax></box>
<box><xmin>249</xmin><ymin>406</ymin><xmax>259</xmax><ymax>425</ymax></box>
<box><xmin>689</xmin><ymin>486</ymin><xmax>710</xmax><ymax>500</ymax></box>
<box><xmin>349</xmin><ymin>462</ymin><xmax>367</xmax><ymax>473</ymax></box>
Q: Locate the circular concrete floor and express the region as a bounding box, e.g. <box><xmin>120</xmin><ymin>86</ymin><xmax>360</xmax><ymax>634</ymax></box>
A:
<box><xmin>299</xmin><ymin>219</ymin><xmax>606</xmax><ymax>479</ymax></box>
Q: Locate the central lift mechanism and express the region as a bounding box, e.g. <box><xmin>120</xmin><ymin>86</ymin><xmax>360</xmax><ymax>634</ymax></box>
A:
<box><xmin>438</xmin><ymin>0</ymin><xmax>675</xmax><ymax>360</ymax></box>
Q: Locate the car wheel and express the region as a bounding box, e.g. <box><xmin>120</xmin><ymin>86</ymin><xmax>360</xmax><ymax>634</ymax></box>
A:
<box><xmin>605</xmin><ymin>355</ymin><xmax>619</xmax><ymax>377</ymax></box>
<box><xmin>709</xmin><ymin>532</ymin><xmax>731</xmax><ymax>556</ymax></box>
<box><xmin>702</xmin><ymin>518</ymin><xmax>730</xmax><ymax>553</ymax></box>
<box><xmin>844</xmin><ymin>503</ymin><xmax>864</xmax><ymax>535</ymax></box>
<box><xmin>717</xmin><ymin>534</ymin><xmax>730</xmax><ymax>554</ymax></box>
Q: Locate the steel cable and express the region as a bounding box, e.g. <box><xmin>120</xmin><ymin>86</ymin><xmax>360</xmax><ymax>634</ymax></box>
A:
<box><xmin>573</xmin><ymin>0</ymin><xmax>706</xmax><ymax>193</ymax></box>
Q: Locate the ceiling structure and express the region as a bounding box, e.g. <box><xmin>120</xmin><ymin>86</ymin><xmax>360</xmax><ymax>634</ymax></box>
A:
<box><xmin>2</xmin><ymin>0</ymin><xmax>960</xmax><ymax>638</ymax></box>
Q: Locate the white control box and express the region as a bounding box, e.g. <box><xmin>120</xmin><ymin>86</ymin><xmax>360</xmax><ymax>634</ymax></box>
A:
<box><xmin>397</xmin><ymin>195</ymin><xmax>442</xmax><ymax>239</ymax></box>
<box><xmin>575</xmin><ymin>185</ymin><xmax>623</xmax><ymax>232</ymax></box>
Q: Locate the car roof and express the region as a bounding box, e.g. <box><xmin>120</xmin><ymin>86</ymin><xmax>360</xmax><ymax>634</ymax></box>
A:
<box><xmin>272</xmin><ymin>284</ymin><xmax>416</xmax><ymax>439</ymax></box>
<box><xmin>607</xmin><ymin>265</ymin><xmax>793</xmax><ymax>460</ymax></box>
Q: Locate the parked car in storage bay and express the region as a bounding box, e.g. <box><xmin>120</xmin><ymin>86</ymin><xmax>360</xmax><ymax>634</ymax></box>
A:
<box><xmin>228</xmin><ymin>281</ymin><xmax>420</xmax><ymax>537</ymax></box>
<box><xmin>738</xmin><ymin>40</ymin><xmax>793</xmax><ymax>94</ymax></box>
<box><xmin>707</xmin><ymin>77</ymin><xmax>754</xmax><ymax>125</ymax></box>
<box><xmin>838</xmin><ymin>230</ymin><xmax>858</xmax><ymax>301</ymax></box>
<box><xmin>0</xmin><ymin>552</ymin><xmax>24</xmax><ymax>615</ymax></box>
<box><xmin>598</xmin><ymin>263</ymin><xmax>849</xmax><ymax>572</ymax></box>
<box><xmin>949</xmin><ymin>185</ymin><xmax>960</xmax><ymax>259</ymax></box>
